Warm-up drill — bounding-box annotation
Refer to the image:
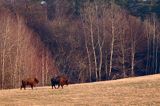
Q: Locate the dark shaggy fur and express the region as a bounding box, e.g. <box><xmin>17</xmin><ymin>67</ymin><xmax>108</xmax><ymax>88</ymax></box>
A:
<box><xmin>20</xmin><ymin>78</ymin><xmax>39</xmax><ymax>90</ymax></box>
<box><xmin>51</xmin><ymin>75</ymin><xmax>68</xmax><ymax>89</ymax></box>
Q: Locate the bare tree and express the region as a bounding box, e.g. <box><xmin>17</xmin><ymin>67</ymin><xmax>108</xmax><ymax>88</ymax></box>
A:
<box><xmin>108</xmin><ymin>2</ymin><xmax>116</xmax><ymax>78</ymax></box>
<box><xmin>1</xmin><ymin>15</ymin><xmax>11</xmax><ymax>88</ymax></box>
<box><xmin>81</xmin><ymin>15</ymin><xmax>92</xmax><ymax>82</ymax></box>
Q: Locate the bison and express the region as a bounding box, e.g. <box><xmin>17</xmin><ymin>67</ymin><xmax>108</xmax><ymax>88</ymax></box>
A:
<box><xmin>51</xmin><ymin>75</ymin><xmax>69</xmax><ymax>89</ymax></box>
<box><xmin>20</xmin><ymin>78</ymin><xmax>39</xmax><ymax>90</ymax></box>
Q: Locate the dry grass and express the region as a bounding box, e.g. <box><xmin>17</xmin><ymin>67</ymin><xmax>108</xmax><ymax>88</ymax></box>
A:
<box><xmin>0</xmin><ymin>74</ymin><xmax>160</xmax><ymax>106</ymax></box>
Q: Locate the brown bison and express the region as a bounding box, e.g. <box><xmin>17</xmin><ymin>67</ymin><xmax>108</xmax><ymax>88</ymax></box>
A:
<box><xmin>51</xmin><ymin>75</ymin><xmax>68</xmax><ymax>89</ymax></box>
<box><xmin>20</xmin><ymin>78</ymin><xmax>39</xmax><ymax>90</ymax></box>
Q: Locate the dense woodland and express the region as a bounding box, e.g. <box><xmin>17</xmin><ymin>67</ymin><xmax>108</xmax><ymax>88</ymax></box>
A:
<box><xmin>0</xmin><ymin>0</ymin><xmax>160</xmax><ymax>89</ymax></box>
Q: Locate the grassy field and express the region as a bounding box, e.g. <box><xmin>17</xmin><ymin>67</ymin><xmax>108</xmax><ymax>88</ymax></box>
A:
<box><xmin>0</xmin><ymin>74</ymin><xmax>160</xmax><ymax>106</ymax></box>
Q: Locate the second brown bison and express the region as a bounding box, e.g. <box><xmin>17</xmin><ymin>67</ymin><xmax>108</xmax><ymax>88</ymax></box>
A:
<box><xmin>51</xmin><ymin>75</ymin><xmax>69</xmax><ymax>89</ymax></box>
<box><xmin>20</xmin><ymin>78</ymin><xmax>39</xmax><ymax>90</ymax></box>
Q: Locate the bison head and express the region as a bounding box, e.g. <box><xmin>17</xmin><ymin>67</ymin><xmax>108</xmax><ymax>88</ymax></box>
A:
<box><xmin>34</xmin><ymin>78</ymin><xmax>39</xmax><ymax>84</ymax></box>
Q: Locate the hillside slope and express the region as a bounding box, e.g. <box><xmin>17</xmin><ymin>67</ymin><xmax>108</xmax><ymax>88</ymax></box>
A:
<box><xmin>0</xmin><ymin>74</ymin><xmax>160</xmax><ymax>106</ymax></box>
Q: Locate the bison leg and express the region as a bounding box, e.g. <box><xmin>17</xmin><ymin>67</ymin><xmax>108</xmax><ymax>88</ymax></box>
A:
<box><xmin>57</xmin><ymin>84</ymin><xmax>60</xmax><ymax>89</ymax></box>
<box><xmin>20</xmin><ymin>85</ymin><xmax>25</xmax><ymax>90</ymax></box>
<box><xmin>54</xmin><ymin>85</ymin><xmax>57</xmax><ymax>89</ymax></box>
<box><xmin>31</xmin><ymin>84</ymin><xmax>34</xmax><ymax>90</ymax></box>
<box><xmin>52</xmin><ymin>85</ymin><xmax>56</xmax><ymax>89</ymax></box>
<box><xmin>20</xmin><ymin>85</ymin><xmax>23</xmax><ymax>90</ymax></box>
<box><xmin>51</xmin><ymin>84</ymin><xmax>56</xmax><ymax>89</ymax></box>
<box><xmin>61</xmin><ymin>85</ymin><xmax>64</xmax><ymax>89</ymax></box>
<box><xmin>23</xmin><ymin>85</ymin><xmax>26</xmax><ymax>90</ymax></box>
<box><xmin>66</xmin><ymin>80</ymin><xmax>68</xmax><ymax>86</ymax></box>
<box><xmin>21</xmin><ymin>85</ymin><xmax>26</xmax><ymax>90</ymax></box>
<box><xmin>21</xmin><ymin>80</ymin><xmax>26</xmax><ymax>90</ymax></box>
